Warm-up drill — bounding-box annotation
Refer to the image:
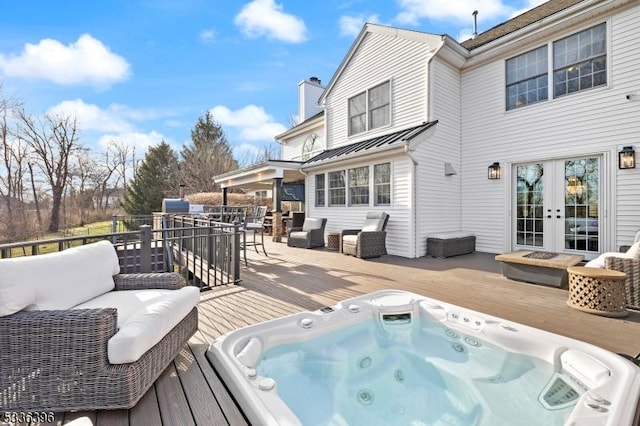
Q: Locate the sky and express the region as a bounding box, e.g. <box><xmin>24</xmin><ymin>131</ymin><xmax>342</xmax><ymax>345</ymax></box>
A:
<box><xmin>0</xmin><ymin>0</ymin><xmax>545</xmax><ymax>165</ymax></box>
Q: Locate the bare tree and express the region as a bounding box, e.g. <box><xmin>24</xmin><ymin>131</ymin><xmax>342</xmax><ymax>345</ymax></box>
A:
<box><xmin>16</xmin><ymin>110</ymin><xmax>83</xmax><ymax>232</ymax></box>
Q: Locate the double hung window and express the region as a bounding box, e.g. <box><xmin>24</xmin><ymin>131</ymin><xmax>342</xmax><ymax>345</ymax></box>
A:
<box><xmin>348</xmin><ymin>81</ymin><xmax>390</xmax><ymax>136</ymax></box>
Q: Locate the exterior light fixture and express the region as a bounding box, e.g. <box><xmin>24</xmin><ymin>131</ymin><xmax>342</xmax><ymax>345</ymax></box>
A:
<box><xmin>619</xmin><ymin>146</ymin><xmax>635</xmax><ymax>169</ymax></box>
<box><xmin>488</xmin><ymin>162</ymin><xmax>501</xmax><ymax>179</ymax></box>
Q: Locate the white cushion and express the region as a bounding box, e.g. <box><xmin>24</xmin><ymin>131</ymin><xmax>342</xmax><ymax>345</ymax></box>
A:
<box><xmin>0</xmin><ymin>240</ymin><xmax>120</xmax><ymax>313</ymax></box>
<box><xmin>585</xmin><ymin>252</ymin><xmax>633</xmax><ymax>268</ymax></box>
<box><xmin>361</xmin><ymin>212</ymin><xmax>387</xmax><ymax>232</ymax></box>
<box><xmin>342</xmin><ymin>235</ymin><xmax>358</xmax><ymax>245</ymax></box>
<box><xmin>73</xmin><ymin>287</ymin><xmax>200</xmax><ymax>364</ymax></box>
<box><xmin>626</xmin><ymin>241</ymin><xmax>640</xmax><ymax>259</ymax></box>
<box><xmin>289</xmin><ymin>231</ymin><xmax>309</xmax><ymax>240</ymax></box>
<box><xmin>302</xmin><ymin>218</ymin><xmax>324</xmax><ymax>231</ymax></box>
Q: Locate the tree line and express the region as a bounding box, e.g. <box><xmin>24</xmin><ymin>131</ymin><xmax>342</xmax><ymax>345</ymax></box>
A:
<box><xmin>0</xmin><ymin>85</ymin><xmax>263</xmax><ymax>244</ymax></box>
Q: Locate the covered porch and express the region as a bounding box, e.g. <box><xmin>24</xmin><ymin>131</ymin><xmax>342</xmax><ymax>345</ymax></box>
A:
<box><xmin>49</xmin><ymin>240</ymin><xmax>640</xmax><ymax>425</ymax></box>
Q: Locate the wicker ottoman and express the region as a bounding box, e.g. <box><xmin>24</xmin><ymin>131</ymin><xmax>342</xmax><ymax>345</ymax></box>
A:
<box><xmin>326</xmin><ymin>232</ymin><xmax>340</xmax><ymax>251</ymax></box>
<box><xmin>567</xmin><ymin>266</ymin><xmax>628</xmax><ymax>317</ymax></box>
<box><xmin>427</xmin><ymin>232</ymin><xmax>475</xmax><ymax>258</ymax></box>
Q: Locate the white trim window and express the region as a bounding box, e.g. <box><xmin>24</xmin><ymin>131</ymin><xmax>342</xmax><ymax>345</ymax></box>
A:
<box><xmin>374</xmin><ymin>163</ymin><xmax>391</xmax><ymax>206</ymax></box>
<box><xmin>348</xmin><ymin>166</ymin><xmax>369</xmax><ymax>206</ymax></box>
<box><xmin>315</xmin><ymin>174</ymin><xmax>325</xmax><ymax>207</ymax></box>
<box><xmin>506</xmin><ymin>45</ymin><xmax>548</xmax><ymax>110</ymax></box>
<box><xmin>553</xmin><ymin>23</ymin><xmax>606</xmax><ymax>98</ymax></box>
<box><xmin>348</xmin><ymin>81</ymin><xmax>391</xmax><ymax>136</ymax></box>
<box><xmin>328</xmin><ymin>170</ymin><xmax>346</xmax><ymax>206</ymax></box>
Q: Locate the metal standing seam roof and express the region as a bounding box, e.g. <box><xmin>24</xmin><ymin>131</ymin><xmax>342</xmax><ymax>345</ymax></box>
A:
<box><xmin>302</xmin><ymin>121</ymin><xmax>438</xmax><ymax>166</ymax></box>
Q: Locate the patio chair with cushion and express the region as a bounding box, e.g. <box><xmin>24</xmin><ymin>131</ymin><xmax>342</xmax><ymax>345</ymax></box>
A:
<box><xmin>585</xmin><ymin>231</ymin><xmax>640</xmax><ymax>310</ymax></box>
<box><xmin>287</xmin><ymin>217</ymin><xmax>327</xmax><ymax>249</ymax></box>
<box><xmin>341</xmin><ymin>212</ymin><xmax>390</xmax><ymax>259</ymax></box>
<box><xmin>0</xmin><ymin>240</ymin><xmax>199</xmax><ymax>412</ymax></box>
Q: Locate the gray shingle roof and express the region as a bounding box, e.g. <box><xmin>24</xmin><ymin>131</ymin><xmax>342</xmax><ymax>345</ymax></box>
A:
<box><xmin>461</xmin><ymin>0</ymin><xmax>585</xmax><ymax>50</ymax></box>
<box><xmin>303</xmin><ymin>121</ymin><xmax>438</xmax><ymax>166</ymax></box>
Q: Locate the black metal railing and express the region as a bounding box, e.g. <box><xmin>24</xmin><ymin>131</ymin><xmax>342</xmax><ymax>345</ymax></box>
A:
<box><xmin>0</xmin><ymin>212</ymin><xmax>246</xmax><ymax>290</ymax></box>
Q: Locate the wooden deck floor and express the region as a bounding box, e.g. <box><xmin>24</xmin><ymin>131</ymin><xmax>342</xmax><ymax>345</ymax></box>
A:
<box><xmin>49</xmin><ymin>239</ymin><xmax>640</xmax><ymax>425</ymax></box>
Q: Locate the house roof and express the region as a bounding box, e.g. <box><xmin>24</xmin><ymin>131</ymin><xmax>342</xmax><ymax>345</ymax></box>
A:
<box><xmin>461</xmin><ymin>0</ymin><xmax>586</xmax><ymax>50</ymax></box>
<box><xmin>275</xmin><ymin>110</ymin><xmax>324</xmax><ymax>141</ymax></box>
<box><xmin>302</xmin><ymin>121</ymin><xmax>438</xmax><ymax>167</ymax></box>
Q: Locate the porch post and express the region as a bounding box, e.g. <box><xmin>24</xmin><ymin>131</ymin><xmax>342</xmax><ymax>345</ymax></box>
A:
<box><xmin>272</xmin><ymin>178</ymin><xmax>283</xmax><ymax>242</ymax></box>
<box><xmin>222</xmin><ymin>187</ymin><xmax>228</xmax><ymax>206</ymax></box>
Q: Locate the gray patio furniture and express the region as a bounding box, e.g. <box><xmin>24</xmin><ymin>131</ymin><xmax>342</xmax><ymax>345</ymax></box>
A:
<box><xmin>341</xmin><ymin>212</ymin><xmax>390</xmax><ymax>259</ymax></box>
<box><xmin>241</xmin><ymin>205</ymin><xmax>268</xmax><ymax>263</ymax></box>
<box><xmin>0</xmin><ymin>242</ymin><xmax>199</xmax><ymax>412</ymax></box>
<box><xmin>287</xmin><ymin>217</ymin><xmax>327</xmax><ymax>249</ymax></box>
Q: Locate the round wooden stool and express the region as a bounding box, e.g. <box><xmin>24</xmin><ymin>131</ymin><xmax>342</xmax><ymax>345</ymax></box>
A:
<box><xmin>566</xmin><ymin>266</ymin><xmax>628</xmax><ymax>317</ymax></box>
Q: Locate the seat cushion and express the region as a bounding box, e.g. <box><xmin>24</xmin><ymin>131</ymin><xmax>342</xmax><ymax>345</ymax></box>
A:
<box><xmin>73</xmin><ymin>286</ymin><xmax>200</xmax><ymax>364</ymax></box>
<box><xmin>289</xmin><ymin>231</ymin><xmax>309</xmax><ymax>240</ymax></box>
<box><xmin>0</xmin><ymin>240</ymin><xmax>119</xmax><ymax>315</ymax></box>
<box><xmin>342</xmin><ymin>235</ymin><xmax>358</xmax><ymax>245</ymax></box>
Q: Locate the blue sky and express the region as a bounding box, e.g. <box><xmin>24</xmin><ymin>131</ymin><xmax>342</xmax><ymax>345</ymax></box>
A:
<box><xmin>0</xmin><ymin>0</ymin><xmax>543</xmax><ymax>165</ymax></box>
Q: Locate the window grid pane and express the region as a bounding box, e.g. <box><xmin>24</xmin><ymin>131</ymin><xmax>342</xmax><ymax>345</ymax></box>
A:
<box><xmin>315</xmin><ymin>174</ymin><xmax>325</xmax><ymax>207</ymax></box>
<box><xmin>553</xmin><ymin>23</ymin><xmax>606</xmax><ymax>98</ymax></box>
<box><xmin>349</xmin><ymin>166</ymin><xmax>369</xmax><ymax>205</ymax></box>
<box><xmin>348</xmin><ymin>93</ymin><xmax>366</xmax><ymax>136</ymax></box>
<box><xmin>374</xmin><ymin>163</ymin><xmax>391</xmax><ymax>205</ymax></box>
<box><xmin>328</xmin><ymin>171</ymin><xmax>346</xmax><ymax>206</ymax></box>
<box><xmin>506</xmin><ymin>45</ymin><xmax>548</xmax><ymax>110</ymax></box>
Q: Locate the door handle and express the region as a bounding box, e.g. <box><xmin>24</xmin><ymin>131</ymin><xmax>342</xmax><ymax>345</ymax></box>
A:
<box><xmin>547</xmin><ymin>215</ymin><xmax>552</xmax><ymax>218</ymax></box>
<box><xmin>557</xmin><ymin>215</ymin><xmax>562</xmax><ymax>219</ymax></box>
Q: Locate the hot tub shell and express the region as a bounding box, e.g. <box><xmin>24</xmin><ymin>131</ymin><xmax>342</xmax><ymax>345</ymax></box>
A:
<box><xmin>207</xmin><ymin>290</ymin><xmax>640</xmax><ymax>426</ymax></box>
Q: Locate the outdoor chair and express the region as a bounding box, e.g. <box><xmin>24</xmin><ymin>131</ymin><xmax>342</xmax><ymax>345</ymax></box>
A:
<box><xmin>341</xmin><ymin>212</ymin><xmax>390</xmax><ymax>259</ymax></box>
<box><xmin>285</xmin><ymin>212</ymin><xmax>305</xmax><ymax>234</ymax></box>
<box><xmin>287</xmin><ymin>217</ymin><xmax>327</xmax><ymax>249</ymax></box>
<box><xmin>0</xmin><ymin>240</ymin><xmax>199</xmax><ymax>412</ymax></box>
<box><xmin>585</xmin><ymin>231</ymin><xmax>640</xmax><ymax>309</ymax></box>
<box><xmin>241</xmin><ymin>205</ymin><xmax>268</xmax><ymax>264</ymax></box>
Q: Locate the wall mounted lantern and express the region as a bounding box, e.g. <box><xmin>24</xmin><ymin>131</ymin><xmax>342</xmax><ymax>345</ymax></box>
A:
<box><xmin>488</xmin><ymin>162</ymin><xmax>501</xmax><ymax>179</ymax></box>
<box><xmin>619</xmin><ymin>146</ymin><xmax>636</xmax><ymax>169</ymax></box>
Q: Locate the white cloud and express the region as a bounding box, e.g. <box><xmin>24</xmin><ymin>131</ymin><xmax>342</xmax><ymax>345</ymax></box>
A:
<box><xmin>0</xmin><ymin>34</ymin><xmax>130</xmax><ymax>88</ymax></box>
<box><xmin>199</xmin><ymin>29</ymin><xmax>216</xmax><ymax>44</ymax></box>
<box><xmin>395</xmin><ymin>0</ymin><xmax>514</xmax><ymax>25</ymax></box>
<box><xmin>210</xmin><ymin>104</ymin><xmax>287</xmax><ymax>142</ymax></box>
<box><xmin>339</xmin><ymin>14</ymin><xmax>380</xmax><ymax>37</ymax></box>
<box><xmin>235</xmin><ymin>0</ymin><xmax>307</xmax><ymax>43</ymax></box>
<box><xmin>97</xmin><ymin>131</ymin><xmax>168</xmax><ymax>154</ymax></box>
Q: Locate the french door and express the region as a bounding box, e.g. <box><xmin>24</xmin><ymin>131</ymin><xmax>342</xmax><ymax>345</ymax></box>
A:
<box><xmin>513</xmin><ymin>156</ymin><xmax>602</xmax><ymax>259</ymax></box>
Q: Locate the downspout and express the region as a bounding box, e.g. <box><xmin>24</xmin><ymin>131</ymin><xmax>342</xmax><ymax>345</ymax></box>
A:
<box><xmin>404</xmin><ymin>141</ymin><xmax>419</xmax><ymax>257</ymax></box>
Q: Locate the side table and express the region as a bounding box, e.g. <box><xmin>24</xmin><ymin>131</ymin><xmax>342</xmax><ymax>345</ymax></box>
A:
<box><xmin>566</xmin><ymin>266</ymin><xmax>628</xmax><ymax>317</ymax></box>
<box><xmin>326</xmin><ymin>232</ymin><xmax>340</xmax><ymax>252</ymax></box>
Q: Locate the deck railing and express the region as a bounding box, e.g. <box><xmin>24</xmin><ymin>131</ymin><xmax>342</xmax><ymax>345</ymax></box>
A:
<box><xmin>0</xmin><ymin>212</ymin><xmax>246</xmax><ymax>290</ymax></box>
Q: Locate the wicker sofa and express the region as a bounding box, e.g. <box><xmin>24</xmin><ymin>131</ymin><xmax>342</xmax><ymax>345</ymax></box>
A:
<box><xmin>0</xmin><ymin>240</ymin><xmax>199</xmax><ymax>412</ymax></box>
<box><xmin>585</xmin><ymin>231</ymin><xmax>640</xmax><ymax>310</ymax></box>
<box><xmin>585</xmin><ymin>232</ymin><xmax>640</xmax><ymax>310</ymax></box>
<box><xmin>287</xmin><ymin>217</ymin><xmax>327</xmax><ymax>249</ymax></box>
<box><xmin>341</xmin><ymin>212</ymin><xmax>390</xmax><ymax>259</ymax></box>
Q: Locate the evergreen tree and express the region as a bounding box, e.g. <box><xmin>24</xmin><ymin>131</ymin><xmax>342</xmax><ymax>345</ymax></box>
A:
<box><xmin>121</xmin><ymin>142</ymin><xmax>180</xmax><ymax>215</ymax></box>
<box><xmin>180</xmin><ymin>111</ymin><xmax>238</xmax><ymax>193</ymax></box>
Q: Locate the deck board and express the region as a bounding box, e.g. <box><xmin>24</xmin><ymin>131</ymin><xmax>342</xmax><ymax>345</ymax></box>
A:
<box><xmin>53</xmin><ymin>239</ymin><xmax>640</xmax><ymax>424</ymax></box>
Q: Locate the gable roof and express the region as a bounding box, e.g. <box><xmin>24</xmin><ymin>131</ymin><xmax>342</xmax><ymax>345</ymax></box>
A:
<box><xmin>302</xmin><ymin>121</ymin><xmax>438</xmax><ymax>167</ymax></box>
<box><xmin>318</xmin><ymin>24</ymin><xmax>444</xmax><ymax>105</ymax></box>
<box><xmin>461</xmin><ymin>0</ymin><xmax>586</xmax><ymax>50</ymax></box>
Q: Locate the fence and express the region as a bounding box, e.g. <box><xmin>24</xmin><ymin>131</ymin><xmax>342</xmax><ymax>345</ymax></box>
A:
<box><xmin>0</xmin><ymin>212</ymin><xmax>246</xmax><ymax>290</ymax></box>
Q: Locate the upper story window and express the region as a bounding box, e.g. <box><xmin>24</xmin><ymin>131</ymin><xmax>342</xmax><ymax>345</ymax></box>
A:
<box><xmin>505</xmin><ymin>23</ymin><xmax>607</xmax><ymax>110</ymax></box>
<box><xmin>348</xmin><ymin>81</ymin><xmax>391</xmax><ymax>136</ymax></box>
<box><xmin>506</xmin><ymin>46</ymin><xmax>548</xmax><ymax>110</ymax></box>
<box><xmin>315</xmin><ymin>174</ymin><xmax>325</xmax><ymax>207</ymax></box>
<box><xmin>553</xmin><ymin>23</ymin><xmax>606</xmax><ymax>98</ymax></box>
<box><xmin>349</xmin><ymin>166</ymin><xmax>369</xmax><ymax>206</ymax></box>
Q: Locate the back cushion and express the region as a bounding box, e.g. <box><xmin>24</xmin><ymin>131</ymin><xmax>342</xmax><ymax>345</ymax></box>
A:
<box><xmin>0</xmin><ymin>240</ymin><xmax>120</xmax><ymax>313</ymax></box>
<box><xmin>303</xmin><ymin>218</ymin><xmax>323</xmax><ymax>231</ymax></box>
<box><xmin>626</xmin><ymin>241</ymin><xmax>640</xmax><ymax>259</ymax></box>
<box><xmin>361</xmin><ymin>213</ymin><xmax>387</xmax><ymax>232</ymax></box>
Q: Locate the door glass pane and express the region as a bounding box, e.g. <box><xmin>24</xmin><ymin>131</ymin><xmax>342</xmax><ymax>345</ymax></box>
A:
<box><xmin>515</xmin><ymin>163</ymin><xmax>544</xmax><ymax>247</ymax></box>
<box><xmin>564</xmin><ymin>158</ymin><xmax>599</xmax><ymax>252</ymax></box>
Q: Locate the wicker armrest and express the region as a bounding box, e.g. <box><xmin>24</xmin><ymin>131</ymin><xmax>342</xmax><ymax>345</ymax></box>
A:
<box><xmin>113</xmin><ymin>272</ymin><xmax>185</xmax><ymax>291</ymax></box>
<box><xmin>605</xmin><ymin>256</ymin><xmax>640</xmax><ymax>310</ymax></box>
<box><xmin>0</xmin><ymin>308</ymin><xmax>117</xmax><ymax>373</ymax></box>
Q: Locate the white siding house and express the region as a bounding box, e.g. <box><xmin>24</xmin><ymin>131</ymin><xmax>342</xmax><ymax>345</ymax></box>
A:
<box><xmin>219</xmin><ymin>0</ymin><xmax>639</xmax><ymax>259</ymax></box>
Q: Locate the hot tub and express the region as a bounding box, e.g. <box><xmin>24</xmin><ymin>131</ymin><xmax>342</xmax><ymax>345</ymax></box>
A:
<box><xmin>207</xmin><ymin>290</ymin><xmax>640</xmax><ymax>426</ymax></box>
